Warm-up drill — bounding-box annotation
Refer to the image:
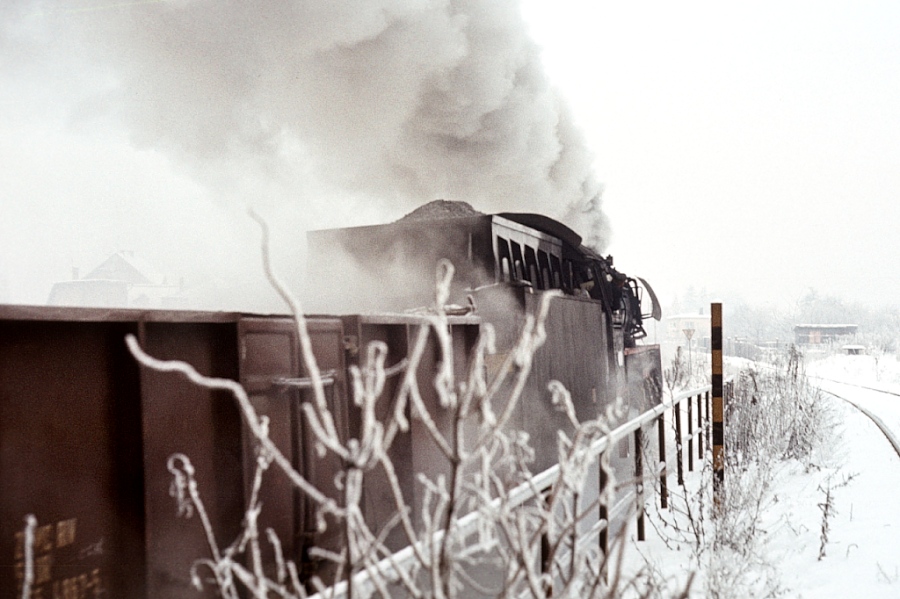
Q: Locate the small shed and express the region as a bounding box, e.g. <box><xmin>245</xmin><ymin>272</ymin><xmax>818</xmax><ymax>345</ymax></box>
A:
<box><xmin>793</xmin><ymin>324</ymin><xmax>858</xmax><ymax>345</ymax></box>
<box><xmin>842</xmin><ymin>344</ymin><xmax>866</xmax><ymax>355</ymax></box>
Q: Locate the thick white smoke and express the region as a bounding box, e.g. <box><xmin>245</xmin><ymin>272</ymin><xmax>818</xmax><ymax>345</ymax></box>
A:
<box><xmin>21</xmin><ymin>0</ymin><xmax>608</xmax><ymax>245</ymax></box>
<box><xmin>1</xmin><ymin>0</ymin><xmax>610</xmax><ymax>309</ymax></box>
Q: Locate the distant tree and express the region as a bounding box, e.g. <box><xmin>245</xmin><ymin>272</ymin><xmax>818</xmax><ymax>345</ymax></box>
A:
<box><xmin>727</xmin><ymin>302</ymin><xmax>791</xmax><ymax>346</ymax></box>
<box><xmin>794</xmin><ymin>289</ymin><xmax>862</xmax><ymax>325</ymax></box>
<box><xmin>679</xmin><ymin>285</ymin><xmax>713</xmax><ymax>315</ymax></box>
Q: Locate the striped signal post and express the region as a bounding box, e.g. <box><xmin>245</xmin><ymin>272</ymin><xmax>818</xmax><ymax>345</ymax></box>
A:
<box><xmin>711</xmin><ymin>303</ymin><xmax>725</xmax><ymax>499</ymax></box>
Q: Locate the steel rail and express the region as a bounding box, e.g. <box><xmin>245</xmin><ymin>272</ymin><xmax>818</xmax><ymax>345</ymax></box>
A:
<box><xmin>812</xmin><ymin>374</ymin><xmax>900</xmax><ymax>398</ymax></box>
<box><xmin>819</xmin><ymin>387</ymin><xmax>900</xmax><ymax>460</ymax></box>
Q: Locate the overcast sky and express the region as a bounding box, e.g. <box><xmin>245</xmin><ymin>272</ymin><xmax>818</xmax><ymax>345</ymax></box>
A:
<box><xmin>1</xmin><ymin>1</ymin><xmax>898</xmax><ymax>312</ymax></box>
<box><xmin>521</xmin><ymin>1</ymin><xmax>900</xmax><ymax>309</ymax></box>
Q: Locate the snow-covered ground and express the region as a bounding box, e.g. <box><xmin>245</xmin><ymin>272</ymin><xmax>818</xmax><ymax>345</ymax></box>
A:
<box><xmin>621</xmin><ymin>352</ymin><xmax>900</xmax><ymax>597</ymax></box>
<box><xmin>773</xmin><ymin>397</ymin><xmax>900</xmax><ymax>597</ymax></box>
<box><xmin>807</xmin><ymin>352</ymin><xmax>900</xmax><ymax>392</ymax></box>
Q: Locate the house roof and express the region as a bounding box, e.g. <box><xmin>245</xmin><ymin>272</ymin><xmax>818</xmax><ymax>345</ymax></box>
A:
<box><xmin>82</xmin><ymin>251</ymin><xmax>166</xmax><ymax>285</ymax></box>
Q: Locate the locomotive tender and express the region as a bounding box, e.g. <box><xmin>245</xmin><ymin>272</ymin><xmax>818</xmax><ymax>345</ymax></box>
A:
<box><xmin>1</xmin><ymin>201</ymin><xmax>661</xmax><ymax>598</ymax></box>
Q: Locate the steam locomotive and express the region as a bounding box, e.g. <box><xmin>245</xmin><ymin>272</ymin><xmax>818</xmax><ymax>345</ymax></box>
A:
<box><xmin>0</xmin><ymin>201</ymin><xmax>661</xmax><ymax>598</ymax></box>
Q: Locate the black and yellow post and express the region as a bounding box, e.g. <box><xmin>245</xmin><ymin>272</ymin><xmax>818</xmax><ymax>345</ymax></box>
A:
<box><xmin>711</xmin><ymin>302</ymin><xmax>724</xmax><ymax>498</ymax></box>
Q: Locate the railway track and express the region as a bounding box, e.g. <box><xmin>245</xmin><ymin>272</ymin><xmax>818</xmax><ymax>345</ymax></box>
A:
<box><xmin>813</xmin><ymin>377</ymin><xmax>900</xmax><ymax>460</ymax></box>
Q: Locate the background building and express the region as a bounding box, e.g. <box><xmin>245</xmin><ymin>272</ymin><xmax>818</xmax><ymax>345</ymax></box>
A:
<box><xmin>48</xmin><ymin>251</ymin><xmax>185</xmax><ymax>308</ymax></box>
<box><xmin>793</xmin><ymin>324</ymin><xmax>858</xmax><ymax>346</ymax></box>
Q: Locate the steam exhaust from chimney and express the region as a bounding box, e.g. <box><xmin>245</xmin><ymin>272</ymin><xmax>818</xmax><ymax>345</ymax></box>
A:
<box><xmin>8</xmin><ymin>0</ymin><xmax>610</xmax><ymax>250</ymax></box>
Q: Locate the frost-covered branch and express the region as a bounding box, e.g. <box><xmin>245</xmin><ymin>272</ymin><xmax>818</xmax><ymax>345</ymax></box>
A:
<box><xmin>20</xmin><ymin>514</ymin><xmax>36</xmax><ymax>599</ymax></box>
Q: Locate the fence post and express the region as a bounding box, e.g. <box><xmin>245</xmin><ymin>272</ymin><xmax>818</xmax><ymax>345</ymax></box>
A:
<box><xmin>675</xmin><ymin>397</ymin><xmax>693</xmax><ymax>487</ymax></box>
<box><xmin>688</xmin><ymin>393</ymin><xmax>703</xmax><ymax>460</ymax></box>
<box><xmin>634</xmin><ymin>428</ymin><xmax>645</xmax><ymax>541</ymax></box>
<box><xmin>599</xmin><ymin>451</ymin><xmax>609</xmax><ymax>560</ymax></box>
<box><xmin>687</xmin><ymin>394</ymin><xmax>694</xmax><ymax>472</ymax></box>
<box><xmin>705</xmin><ymin>390</ymin><xmax>711</xmax><ymax>455</ymax></box>
<box><xmin>541</xmin><ymin>493</ymin><xmax>551</xmax><ymax>579</ymax></box>
<box><xmin>657</xmin><ymin>414</ymin><xmax>668</xmax><ymax>509</ymax></box>
<box><xmin>711</xmin><ymin>302</ymin><xmax>725</xmax><ymax>499</ymax></box>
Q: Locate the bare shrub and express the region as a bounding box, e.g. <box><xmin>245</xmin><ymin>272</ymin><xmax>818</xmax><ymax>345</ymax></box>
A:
<box><xmin>16</xmin><ymin>515</ymin><xmax>37</xmax><ymax>599</ymax></box>
<box><xmin>663</xmin><ymin>348</ymin><xmax>686</xmax><ymax>399</ymax></box>
<box><xmin>816</xmin><ymin>473</ymin><xmax>856</xmax><ymax>561</ymax></box>
<box><xmin>729</xmin><ymin>346</ymin><xmax>834</xmax><ymax>471</ymax></box>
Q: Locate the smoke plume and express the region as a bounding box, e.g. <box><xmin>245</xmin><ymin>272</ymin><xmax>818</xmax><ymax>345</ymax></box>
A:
<box><xmin>11</xmin><ymin>0</ymin><xmax>609</xmax><ymax>247</ymax></box>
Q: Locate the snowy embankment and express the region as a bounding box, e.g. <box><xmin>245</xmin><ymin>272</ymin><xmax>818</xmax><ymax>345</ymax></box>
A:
<box><xmin>772</xmin><ymin>397</ymin><xmax>900</xmax><ymax>597</ymax></box>
<box><xmin>621</xmin><ymin>353</ymin><xmax>900</xmax><ymax>598</ymax></box>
